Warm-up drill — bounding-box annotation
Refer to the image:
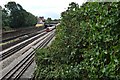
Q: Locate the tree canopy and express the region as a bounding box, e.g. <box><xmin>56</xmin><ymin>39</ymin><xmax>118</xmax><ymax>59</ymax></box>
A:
<box><xmin>35</xmin><ymin>2</ymin><xmax>120</xmax><ymax>79</ymax></box>
<box><xmin>2</xmin><ymin>1</ymin><xmax>37</xmax><ymax>29</ymax></box>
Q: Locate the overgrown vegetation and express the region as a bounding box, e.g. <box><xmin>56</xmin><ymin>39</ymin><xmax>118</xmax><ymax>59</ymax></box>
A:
<box><xmin>35</xmin><ymin>2</ymin><xmax>120</xmax><ymax>80</ymax></box>
<box><xmin>45</xmin><ymin>17</ymin><xmax>60</xmax><ymax>24</ymax></box>
<box><xmin>2</xmin><ymin>1</ymin><xmax>37</xmax><ymax>30</ymax></box>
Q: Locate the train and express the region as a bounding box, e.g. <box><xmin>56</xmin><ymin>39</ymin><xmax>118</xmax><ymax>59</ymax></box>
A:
<box><xmin>45</xmin><ymin>25</ymin><xmax>56</xmax><ymax>32</ymax></box>
<box><xmin>35</xmin><ymin>22</ymin><xmax>60</xmax><ymax>32</ymax></box>
<box><xmin>35</xmin><ymin>22</ymin><xmax>44</xmax><ymax>27</ymax></box>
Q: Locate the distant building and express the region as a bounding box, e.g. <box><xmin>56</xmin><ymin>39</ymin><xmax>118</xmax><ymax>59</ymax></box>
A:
<box><xmin>35</xmin><ymin>16</ymin><xmax>45</xmax><ymax>27</ymax></box>
<box><xmin>37</xmin><ymin>16</ymin><xmax>45</xmax><ymax>23</ymax></box>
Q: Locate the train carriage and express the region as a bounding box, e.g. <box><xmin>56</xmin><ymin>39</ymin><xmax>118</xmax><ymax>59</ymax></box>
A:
<box><xmin>35</xmin><ymin>22</ymin><xmax>44</xmax><ymax>27</ymax></box>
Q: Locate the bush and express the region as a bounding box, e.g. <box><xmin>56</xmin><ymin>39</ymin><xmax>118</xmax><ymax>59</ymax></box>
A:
<box><xmin>35</xmin><ymin>2</ymin><xmax>120</xmax><ymax>80</ymax></box>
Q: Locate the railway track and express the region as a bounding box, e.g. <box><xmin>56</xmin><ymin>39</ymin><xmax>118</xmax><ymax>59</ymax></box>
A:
<box><xmin>0</xmin><ymin>29</ymin><xmax>46</xmax><ymax>60</ymax></box>
<box><xmin>1</xmin><ymin>29</ymin><xmax>46</xmax><ymax>50</ymax></box>
<box><xmin>0</xmin><ymin>30</ymin><xmax>55</xmax><ymax>80</ymax></box>
<box><xmin>2</xmin><ymin>27</ymin><xmax>44</xmax><ymax>43</ymax></box>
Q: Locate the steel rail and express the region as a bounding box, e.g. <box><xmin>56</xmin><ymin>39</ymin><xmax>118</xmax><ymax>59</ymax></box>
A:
<box><xmin>0</xmin><ymin>31</ymin><xmax>52</xmax><ymax>69</ymax></box>
<box><xmin>13</xmin><ymin>32</ymin><xmax>55</xmax><ymax>80</ymax></box>
<box><xmin>2</xmin><ymin>28</ymin><xmax>45</xmax><ymax>43</ymax></box>
<box><xmin>0</xmin><ymin>31</ymin><xmax>46</xmax><ymax>61</ymax></box>
<box><xmin>0</xmin><ymin>30</ymin><xmax>55</xmax><ymax>80</ymax></box>
<box><xmin>2</xmin><ymin>29</ymin><xmax>46</xmax><ymax>50</ymax></box>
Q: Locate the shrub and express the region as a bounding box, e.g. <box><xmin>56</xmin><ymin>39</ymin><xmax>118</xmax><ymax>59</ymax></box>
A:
<box><xmin>35</xmin><ymin>2</ymin><xmax>120</xmax><ymax>80</ymax></box>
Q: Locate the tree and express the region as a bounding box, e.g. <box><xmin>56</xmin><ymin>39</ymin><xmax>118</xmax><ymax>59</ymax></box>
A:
<box><xmin>0</xmin><ymin>6</ymin><xmax>2</xmax><ymax>10</ymax></box>
<box><xmin>2</xmin><ymin>8</ymin><xmax>10</xmax><ymax>28</ymax></box>
<box><xmin>35</xmin><ymin>2</ymin><xmax>120</xmax><ymax>79</ymax></box>
<box><xmin>24</xmin><ymin>12</ymin><xmax>37</xmax><ymax>26</ymax></box>
<box><xmin>5</xmin><ymin>2</ymin><xmax>25</xmax><ymax>27</ymax></box>
<box><xmin>4</xmin><ymin>1</ymin><xmax>37</xmax><ymax>28</ymax></box>
<box><xmin>46</xmin><ymin>17</ymin><xmax>52</xmax><ymax>26</ymax></box>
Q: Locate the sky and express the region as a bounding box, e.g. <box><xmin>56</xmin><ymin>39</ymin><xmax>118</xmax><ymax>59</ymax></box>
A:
<box><xmin>0</xmin><ymin>0</ymin><xmax>87</xmax><ymax>19</ymax></box>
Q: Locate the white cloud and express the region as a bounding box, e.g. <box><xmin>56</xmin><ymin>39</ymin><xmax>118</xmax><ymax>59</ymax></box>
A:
<box><xmin>0</xmin><ymin>0</ymin><xmax>86</xmax><ymax>19</ymax></box>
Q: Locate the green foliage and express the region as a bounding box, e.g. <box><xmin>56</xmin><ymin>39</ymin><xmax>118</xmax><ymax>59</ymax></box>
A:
<box><xmin>24</xmin><ymin>12</ymin><xmax>37</xmax><ymax>26</ymax></box>
<box><xmin>2</xmin><ymin>1</ymin><xmax>37</xmax><ymax>28</ymax></box>
<box><xmin>35</xmin><ymin>2</ymin><xmax>120</xmax><ymax>80</ymax></box>
<box><xmin>2</xmin><ymin>9</ymin><xmax>10</xmax><ymax>27</ymax></box>
<box><xmin>45</xmin><ymin>17</ymin><xmax>52</xmax><ymax>24</ymax></box>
